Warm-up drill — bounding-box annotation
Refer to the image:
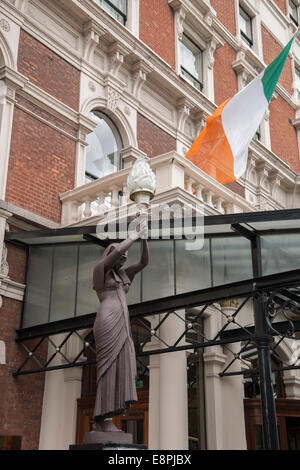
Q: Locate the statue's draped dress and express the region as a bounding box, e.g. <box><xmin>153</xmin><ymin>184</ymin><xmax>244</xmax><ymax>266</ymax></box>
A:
<box><xmin>92</xmin><ymin>239</ymin><xmax>147</xmax><ymax>419</ymax></box>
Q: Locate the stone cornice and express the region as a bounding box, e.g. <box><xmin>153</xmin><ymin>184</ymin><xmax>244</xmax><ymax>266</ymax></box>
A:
<box><xmin>248</xmin><ymin>139</ymin><xmax>296</xmax><ymax>188</ymax></box>
<box><xmin>0</xmin><ymin>275</ymin><xmax>25</xmax><ymax>302</ymax></box>
<box><xmin>262</xmin><ymin>0</ymin><xmax>294</xmax><ymax>32</ymax></box>
<box><xmin>0</xmin><ymin>199</ymin><xmax>60</xmax><ymax>229</ymax></box>
<box><xmin>0</xmin><ymin>65</ymin><xmax>29</xmax><ymax>91</ymax></box>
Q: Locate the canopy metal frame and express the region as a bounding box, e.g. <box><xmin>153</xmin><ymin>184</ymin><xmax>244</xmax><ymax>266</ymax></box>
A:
<box><xmin>7</xmin><ymin>208</ymin><xmax>300</xmax><ymax>451</ymax></box>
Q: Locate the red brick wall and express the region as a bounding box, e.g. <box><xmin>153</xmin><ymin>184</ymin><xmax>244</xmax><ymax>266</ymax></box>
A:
<box><xmin>269</xmin><ymin>95</ymin><xmax>300</xmax><ymax>172</ymax></box>
<box><xmin>225</xmin><ymin>182</ymin><xmax>245</xmax><ymax>198</ymax></box>
<box><xmin>273</xmin><ymin>0</ymin><xmax>287</xmax><ymax>15</ymax></box>
<box><xmin>137</xmin><ymin>113</ymin><xmax>176</xmax><ymax>157</ymax></box>
<box><xmin>214</xmin><ymin>43</ymin><xmax>238</xmax><ymax>105</ymax></box>
<box><xmin>6</xmin><ymin>242</ymin><xmax>27</xmax><ymax>285</ymax></box>
<box><xmin>262</xmin><ymin>26</ymin><xmax>293</xmax><ymax>95</ymax></box>
<box><xmin>139</xmin><ymin>0</ymin><xmax>175</xmax><ymax>69</ymax></box>
<box><xmin>6</xmin><ymin>107</ymin><xmax>76</xmax><ymax>223</ymax></box>
<box><xmin>18</xmin><ymin>30</ymin><xmax>80</xmax><ymax>110</ymax></box>
<box><xmin>210</xmin><ymin>0</ymin><xmax>236</xmax><ymax>36</ymax></box>
<box><xmin>0</xmin><ymin>296</ymin><xmax>46</xmax><ymax>450</ymax></box>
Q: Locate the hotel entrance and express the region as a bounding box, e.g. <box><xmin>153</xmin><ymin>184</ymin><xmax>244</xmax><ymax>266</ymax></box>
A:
<box><xmin>9</xmin><ymin>209</ymin><xmax>300</xmax><ymax>450</ymax></box>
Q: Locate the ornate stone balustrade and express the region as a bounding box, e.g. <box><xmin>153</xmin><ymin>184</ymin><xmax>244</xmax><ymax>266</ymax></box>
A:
<box><xmin>60</xmin><ymin>150</ymin><xmax>253</xmax><ymax>226</ymax></box>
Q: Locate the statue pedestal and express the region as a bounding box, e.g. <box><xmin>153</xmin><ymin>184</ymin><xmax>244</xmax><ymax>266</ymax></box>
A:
<box><xmin>70</xmin><ymin>442</ymin><xmax>146</xmax><ymax>451</ymax></box>
<box><xmin>69</xmin><ymin>430</ymin><xmax>146</xmax><ymax>450</ymax></box>
<box><xmin>84</xmin><ymin>430</ymin><xmax>133</xmax><ymax>445</ymax></box>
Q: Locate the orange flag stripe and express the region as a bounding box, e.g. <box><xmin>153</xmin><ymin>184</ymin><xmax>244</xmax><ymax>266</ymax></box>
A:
<box><xmin>185</xmin><ymin>99</ymin><xmax>236</xmax><ymax>184</ymax></box>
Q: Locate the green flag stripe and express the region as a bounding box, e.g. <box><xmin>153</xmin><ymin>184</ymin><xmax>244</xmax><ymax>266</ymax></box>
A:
<box><xmin>262</xmin><ymin>36</ymin><xmax>294</xmax><ymax>102</ymax></box>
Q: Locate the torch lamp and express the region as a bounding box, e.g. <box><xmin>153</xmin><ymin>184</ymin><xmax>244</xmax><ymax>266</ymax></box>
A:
<box><xmin>127</xmin><ymin>154</ymin><xmax>156</xmax><ymax>215</ymax></box>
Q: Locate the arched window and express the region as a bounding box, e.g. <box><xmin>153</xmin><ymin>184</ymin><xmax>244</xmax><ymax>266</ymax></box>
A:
<box><xmin>85</xmin><ymin>111</ymin><xmax>123</xmax><ymax>183</ymax></box>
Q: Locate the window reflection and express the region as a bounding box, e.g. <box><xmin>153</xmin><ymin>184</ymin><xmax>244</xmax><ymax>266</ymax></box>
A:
<box><xmin>289</xmin><ymin>0</ymin><xmax>298</xmax><ymax>26</ymax></box>
<box><xmin>239</xmin><ymin>6</ymin><xmax>253</xmax><ymax>47</ymax></box>
<box><xmin>180</xmin><ymin>34</ymin><xmax>203</xmax><ymax>91</ymax></box>
<box><xmin>86</xmin><ymin>111</ymin><xmax>123</xmax><ymax>182</ymax></box>
<box><xmin>93</xmin><ymin>0</ymin><xmax>127</xmax><ymax>25</ymax></box>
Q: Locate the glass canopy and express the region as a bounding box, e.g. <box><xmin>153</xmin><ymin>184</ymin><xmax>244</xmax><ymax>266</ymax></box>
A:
<box><xmin>6</xmin><ymin>209</ymin><xmax>300</xmax><ymax>329</ymax></box>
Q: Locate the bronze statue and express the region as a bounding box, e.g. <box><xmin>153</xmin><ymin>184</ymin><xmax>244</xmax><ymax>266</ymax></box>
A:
<box><xmin>91</xmin><ymin>221</ymin><xmax>149</xmax><ymax>433</ymax></box>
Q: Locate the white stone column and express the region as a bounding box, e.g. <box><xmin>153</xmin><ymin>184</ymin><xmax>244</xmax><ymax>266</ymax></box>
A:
<box><xmin>74</xmin><ymin>116</ymin><xmax>98</xmax><ymax>188</ymax></box>
<box><xmin>127</xmin><ymin>0</ymin><xmax>140</xmax><ymax>37</ymax></box>
<box><xmin>220</xmin><ymin>304</ymin><xmax>247</xmax><ymax>450</ymax></box>
<box><xmin>284</xmin><ymin>369</ymin><xmax>300</xmax><ymax>399</ymax></box>
<box><xmin>0</xmin><ymin>80</ymin><xmax>15</xmax><ymax>200</ymax></box>
<box><xmin>143</xmin><ymin>325</ymin><xmax>161</xmax><ymax>450</ymax></box>
<box><xmin>203</xmin><ymin>306</ymin><xmax>226</xmax><ymax>450</ymax></box>
<box><xmin>158</xmin><ymin>310</ymin><xmax>189</xmax><ymax>450</ymax></box>
<box><xmin>39</xmin><ymin>334</ymin><xmax>83</xmax><ymax>450</ymax></box>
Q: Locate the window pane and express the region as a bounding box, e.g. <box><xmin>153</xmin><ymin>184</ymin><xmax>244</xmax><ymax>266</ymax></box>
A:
<box><xmin>261</xmin><ymin>234</ymin><xmax>300</xmax><ymax>276</ymax></box>
<box><xmin>289</xmin><ymin>0</ymin><xmax>298</xmax><ymax>24</ymax></box>
<box><xmin>176</xmin><ymin>239</ymin><xmax>211</xmax><ymax>294</ymax></box>
<box><xmin>180</xmin><ymin>35</ymin><xmax>202</xmax><ymax>88</ymax></box>
<box><xmin>239</xmin><ymin>7</ymin><xmax>253</xmax><ymax>45</ymax></box>
<box><xmin>76</xmin><ymin>243</ymin><xmax>104</xmax><ymax>316</ymax></box>
<box><xmin>94</xmin><ymin>0</ymin><xmax>127</xmax><ymax>24</ymax></box>
<box><xmin>211</xmin><ymin>237</ymin><xmax>252</xmax><ymax>285</ymax></box>
<box><xmin>50</xmin><ymin>245</ymin><xmax>78</xmax><ymax>322</ymax></box>
<box><xmin>109</xmin><ymin>0</ymin><xmax>127</xmax><ymax>12</ymax></box>
<box><xmin>86</xmin><ymin>111</ymin><xmax>123</xmax><ymax>180</ymax></box>
<box><xmin>142</xmin><ymin>240</ymin><xmax>174</xmax><ymax>301</ymax></box>
<box><xmin>22</xmin><ymin>246</ymin><xmax>53</xmax><ymax>328</ymax></box>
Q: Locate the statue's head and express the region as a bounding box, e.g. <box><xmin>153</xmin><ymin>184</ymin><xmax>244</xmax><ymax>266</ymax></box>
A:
<box><xmin>105</xmin><ymin>243</ymin><xmax>128</xmax><ymax>270</ymax></box>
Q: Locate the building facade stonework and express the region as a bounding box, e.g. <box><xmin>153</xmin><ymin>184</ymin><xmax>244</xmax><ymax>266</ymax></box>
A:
<box><xmin>0</xmin><ymin>0</ymin><xmax>300</xmax><ymax>450</ymax></box>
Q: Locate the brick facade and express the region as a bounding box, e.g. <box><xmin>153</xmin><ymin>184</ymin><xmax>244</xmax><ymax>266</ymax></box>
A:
<box><xmin>0</xmin><ymin>296</ymin><xmax>46</xmax><ymax>450</ymax></box>
<box><xmin>18</xmin><ymin>30</ymin><xmax>80</xmax><ymax>111</ymax></box>
<box><xmin>262</xmin><ymin>26</ymin><xmax>294</xmax><ymax>96</ymax></box>
<box><xmin>210</xmin><ymin>0</ymin><xmax>236</xmax><ymax>36</ymax></box>
<box><xmin>139</xmin><ymin>0</ymin><xmax>175</xmax><ymax>69</ymax></box>
<box><xmin>137</xmin><ymin>113</ymin><xmax>176</xmax><ymax>157</ymax></box>
<box><xmin>6</xmin><ymin>106</ymin><xmax>76</xmax><ymax>223</ymax></box>
<box><xmin>213</xmin><ymin>43</ymin><xmax>238</xmax><ymax>105</ymax></box>
<box><xmin>273</xmin><ymin>0</ymin><xmax>287</xmax><ymax>15</ymax></box>
<box><xmin>269</xmin><ymin>95</ymin><xmax>300</xmax><ymax>172</ymax></box>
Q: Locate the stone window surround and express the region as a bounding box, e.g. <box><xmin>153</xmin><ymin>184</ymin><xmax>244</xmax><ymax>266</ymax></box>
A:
<box><xmin>287</xmin><ymin>0</ymin><xmax>300</xmax><ymax>26</ymax></box>
<box><xmin>239</xmin><ymin>4</ymin><xmax>254</xmax><ymax>47</ymax></box>
<box><xmin>234</xmin><ymin>0</ymin><xmax>263</xmax><ymax>58</ymax></box>
<box><xmin>169</xmin><ymin>0</ymin><xmax>222</xmax><ymax>103</ymax></box>
<box><xmin>83</xmin><ymin>0</ymin><xmax>140</xmax><ymax>37</ymax></box>
<box><xmin>180</xmin><ymin>32</ymin><xmax>204</xmax><ymax>92</ymax></box>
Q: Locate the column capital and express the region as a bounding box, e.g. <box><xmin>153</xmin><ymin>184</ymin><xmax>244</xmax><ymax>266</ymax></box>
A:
<box><xmin>121</xmin><ymin>146</ymin><xmax>147</xmax><ymax>168</ymax></box>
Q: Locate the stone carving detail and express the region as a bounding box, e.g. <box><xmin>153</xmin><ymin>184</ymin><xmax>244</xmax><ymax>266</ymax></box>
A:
<box><xmin>175</xmin><ymin>6</ymin><xmax>188</xmax><ymax>40</ymax></box>
<box><xmin>264</xmin><ymin>109</ymin><xmax>270</xmax><ymax>121</ymax></box>
<box><xmin>177</xmin><ymin>98</ymin><xmax>192</xmax><ymax>133</ymax></box>
<box><xmin>88</xmin><ymin>81</ymin><xmax>96</xmax><ymax>92</ymax></box>
<box><xmin>132</xmin><ymin>69</ymin><xmax>147</xmax><ymax>99</ymax></box>
<box><xmin>0</xmin><ymin>243</ymin><xmax>9</xmax><ymax>278</ymax></box>
<box><xmin>0</xmin><ymin>19</ymin><xmax>10</xmax><ymax>32</ymax></box>
<box><xmin>208</xmin><ymin>39</ymin><xmax>217</xmax><ymax>70</ymax></box>
<box><xmin>109</xmin><ymin>50</ymin><xmax>124</xmax><ymax>76</ymax></box>
<box><xmin>107</xmin><ymin>87</ymin><xmax>121</xmax><ymax>112</ymax></box>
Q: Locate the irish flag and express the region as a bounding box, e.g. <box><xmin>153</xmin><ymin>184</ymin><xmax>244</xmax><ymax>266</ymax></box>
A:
<box><xmin>185</xmin><ymin>34</ymin><xmax>297</xmax><ymax>184</ymax></box>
